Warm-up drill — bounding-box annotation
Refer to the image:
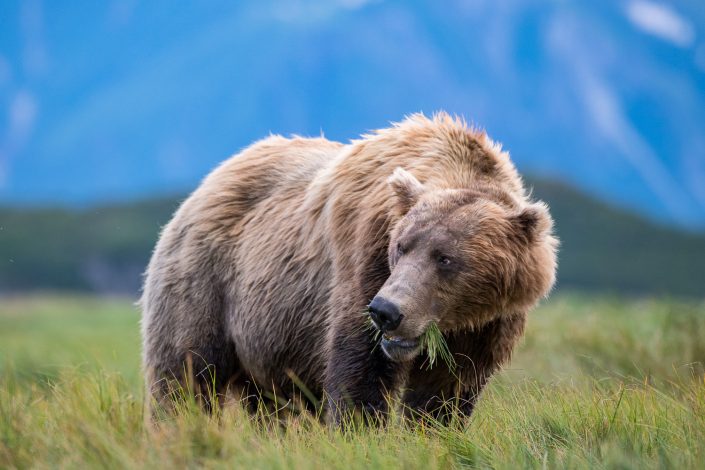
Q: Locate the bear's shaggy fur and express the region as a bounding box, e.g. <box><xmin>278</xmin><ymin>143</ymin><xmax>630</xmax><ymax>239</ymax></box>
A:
<box><xmin>141</xmin><ymin>113</ymin><xmax>558</xmax><ymax>423</ymax></box>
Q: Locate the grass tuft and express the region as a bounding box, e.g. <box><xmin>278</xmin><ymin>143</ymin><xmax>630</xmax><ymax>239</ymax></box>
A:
<box><xmin>420</xmin><ymin>322</ymin><xmax>456</xmax><ymax>372</ymax></box>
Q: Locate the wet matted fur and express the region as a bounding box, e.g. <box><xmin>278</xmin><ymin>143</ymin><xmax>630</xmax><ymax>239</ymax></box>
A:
<box><xmin>140</xmin><ymin>112</ymin><xmax>558</xmax><ymax>423</ymax></box>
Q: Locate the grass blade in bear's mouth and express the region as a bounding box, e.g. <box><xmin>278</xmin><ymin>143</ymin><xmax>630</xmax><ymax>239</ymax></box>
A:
<box><xmin>420</xmin><ymin>322</ymin><xmax>456</xmax><ymax>371</ymax></box>
<box><xmin>365</xmin><ymin>313</ymin><xmax>382</xmax><ymax>342</ymax></box>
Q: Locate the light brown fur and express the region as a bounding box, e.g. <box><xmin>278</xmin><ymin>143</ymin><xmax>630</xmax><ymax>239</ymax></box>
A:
<box><xmin>140</xmin><ymin>112</ymin><xmax>558</xmax><ymax>423</ymax></box>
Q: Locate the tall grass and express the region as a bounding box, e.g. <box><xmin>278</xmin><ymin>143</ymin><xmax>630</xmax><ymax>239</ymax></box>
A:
<box><xmin>1</xmin><ymin>294</ymin><xmax>704</xmax><ymax>468</ymax></box>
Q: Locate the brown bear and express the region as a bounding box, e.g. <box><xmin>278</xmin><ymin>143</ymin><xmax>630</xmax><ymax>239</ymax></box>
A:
<box><xmin>140</xmin><ymin>112</ymin><xmax>558</xmax><ymax>424</ymax></box>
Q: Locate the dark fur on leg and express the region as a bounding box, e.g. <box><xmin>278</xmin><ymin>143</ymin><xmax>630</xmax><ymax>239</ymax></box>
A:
<box><xmin>402</xmin><ymin>314</ymin><xmax>526</xmax><ymax>426</ymax></box>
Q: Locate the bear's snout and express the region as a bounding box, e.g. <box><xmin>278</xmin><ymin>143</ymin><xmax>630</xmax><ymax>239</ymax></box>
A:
<box><xmin>368</xmin><ymin>296</ymin><xmax>403</xmax><ymax>332</ymax></box>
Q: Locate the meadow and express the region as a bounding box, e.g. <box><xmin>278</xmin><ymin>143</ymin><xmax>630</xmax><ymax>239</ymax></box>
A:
<box><xmin>1</xmin><ymin>294</ymin><xmax>704</xmax><ymax>469</ymax></box>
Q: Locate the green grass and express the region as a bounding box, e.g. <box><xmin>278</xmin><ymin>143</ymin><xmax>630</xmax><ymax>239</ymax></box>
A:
<box><xmin>0</xmin><ymin>296</ymin><xmax>141</xmax><ymax>384</ymax></box>
<box><xmin>420</xmin><ymin>321</ymin><xmax>456</xmax><ymax>371</ymax></box>
<box><xmin>1</xmin><ymin>294</ymin><xmax>704</xmax><ymax>468</ymax></box>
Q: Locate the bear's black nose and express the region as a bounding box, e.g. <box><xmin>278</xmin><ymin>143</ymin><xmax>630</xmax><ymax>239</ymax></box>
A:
<box><xmin>368</xmin><ymin>296</ymin><xmax>403</xmax><ymax>332</ymax></box>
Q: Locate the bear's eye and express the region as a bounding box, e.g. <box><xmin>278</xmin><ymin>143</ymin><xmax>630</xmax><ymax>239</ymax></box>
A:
<box><xmin>437</xmin><ymin>255</ymin><xmax>451</xmax><ymax>266</ymax></box>
<box><xmin>397</xmin><ymin>242</ymin><xmax>406</xmax><ymax>256</ymax></box>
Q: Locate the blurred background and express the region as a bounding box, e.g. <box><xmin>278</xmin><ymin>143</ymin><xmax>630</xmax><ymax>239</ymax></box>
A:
<box><xmin>1</xmin><ymin>0</ymin><xmax>704</xmax><ymax>298</ymax></box>
<box><xmin>3</xmin><ymin>5</ymin><xmax>705</xmax><ymax>466</ymax></box>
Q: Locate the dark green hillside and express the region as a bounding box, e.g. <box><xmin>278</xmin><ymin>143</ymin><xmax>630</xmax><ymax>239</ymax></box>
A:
<box><xmin>529</xmin><ymin>179</ymin><xmax>705</xmax><ymax>297</ymax></box>
<box><xmin>0</xmin><ymin>199</ymin><xmax>181</xmax><ymax>294</ymax></box>
<box><xmin>1</xmin><ymin>180</ymin><xmax>704</xmax><ymax>297</ymax></box>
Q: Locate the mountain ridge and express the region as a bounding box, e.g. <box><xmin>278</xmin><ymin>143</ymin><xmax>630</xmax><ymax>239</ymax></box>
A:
<box><xmin>1</xmin><ymin>0</ymin><xmax>704</xmax><ymax>228</ymax></box>
<box><xmin>1</xmin><ymin>176</ymin><xmax>703</xmax><ymax>297</ymax></box>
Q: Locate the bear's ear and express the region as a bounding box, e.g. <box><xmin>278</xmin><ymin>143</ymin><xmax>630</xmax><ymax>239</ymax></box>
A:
<box><xmin>388</xmin><ymin>167</ymin><xmax>425</xmax><ymax>213</ymax></box>
<box><xmin>511</xmin><ymin>202</ymin><xmax>553</xmax><ymax>243</ymax></box>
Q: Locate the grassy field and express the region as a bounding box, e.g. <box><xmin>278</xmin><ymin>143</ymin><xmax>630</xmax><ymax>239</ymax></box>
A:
<box><xmin>1</xmin><ymin>295</ymin><xmax>704</xmax><ymax>469</ymax></box>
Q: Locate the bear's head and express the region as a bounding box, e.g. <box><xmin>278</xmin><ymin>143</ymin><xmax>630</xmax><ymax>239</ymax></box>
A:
<box><xmin>368</xmin><ymin>168</ymin><xmax>558</xmax><ymax>362</ymax></box>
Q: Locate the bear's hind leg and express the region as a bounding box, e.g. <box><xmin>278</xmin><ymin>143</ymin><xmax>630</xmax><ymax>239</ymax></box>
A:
<box><xmin>142</xmin><ymin>278</ymin><xmax>238</xmax><ymax>420</ymax></box>
<box><xmin>144</xmin><ymin>341</ymin><xmax>237</xmax><ymax>418</ymax></box>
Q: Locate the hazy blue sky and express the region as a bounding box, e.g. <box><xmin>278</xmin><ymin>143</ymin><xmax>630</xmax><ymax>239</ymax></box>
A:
<box><xmin>1</xmin><ymin>0</ymin><xmax>704</xmax><ymax>228</ymax></box>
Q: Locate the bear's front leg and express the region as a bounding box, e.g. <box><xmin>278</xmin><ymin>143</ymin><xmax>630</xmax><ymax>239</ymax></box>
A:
<box><xmin>402</xmin><ymin>314</ymin><xmax>526</xmax><ymax>426</ymax></box>
<box><xmin>401</xmin><ymin>362</ymin><xmax>488</xmax><ymax>426</ymax></box>
<box><xmin>324</xmin><ymin>313</ymin><xmax>405</xmax><ymax>425</ymax></box>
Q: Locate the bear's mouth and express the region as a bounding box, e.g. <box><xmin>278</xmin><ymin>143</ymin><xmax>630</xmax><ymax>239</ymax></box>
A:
<box><xmin>380</xmin><ymin>334</ymin><xmax>421</xmax><ymax>362</ymax></box>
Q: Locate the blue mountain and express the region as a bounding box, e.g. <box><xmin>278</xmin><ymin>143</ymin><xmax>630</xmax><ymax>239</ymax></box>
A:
<box><xmin>1</xmin><ymin>0</ymin><xmax>704</xmax><ymax>228</ymax></box>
